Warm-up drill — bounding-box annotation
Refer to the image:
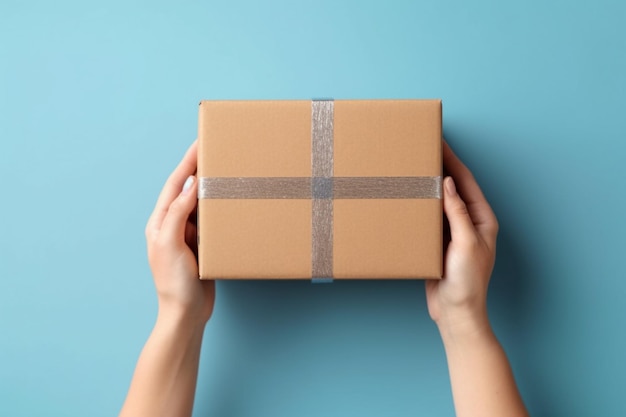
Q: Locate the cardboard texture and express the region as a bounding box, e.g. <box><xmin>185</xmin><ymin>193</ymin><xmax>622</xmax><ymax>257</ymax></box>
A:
<box><xmin>197</xmin><ymin>99</ymin><xmax>442</xmax><ymax>280</ymax></box>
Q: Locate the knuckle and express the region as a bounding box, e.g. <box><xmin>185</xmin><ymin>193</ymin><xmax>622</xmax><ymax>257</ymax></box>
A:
<box><xmin>149</xmin><ymin>234</ymin><xmax>169</xmax><ymax>255</ymax></box>
<box><xmin>455</xmin><ymin>200</ymin><xmax>469</xmax><ymax>216</ymax></box>
<box><xmin>490</xmin><ymin>210</ymin><xmax>499</xmax><ymax>231</ymax></box>
<box><xmin>144</xmin><ymin>217</ymin><xmax>153</xmax><ymax>237</ymax></box>
<box><xmin>463</xmin><ymin>233</ymin><xmax>481</xmax><ymax>249</ymax></box>
<box><xmin>487</xmin><ymin>215</ymin><xmax>500</xmax><ymax>238</ymax></box>
<box><xmin>169</xmin><ymin>196</ymin><xmax>186</xmax><ymax>214</ymax></box>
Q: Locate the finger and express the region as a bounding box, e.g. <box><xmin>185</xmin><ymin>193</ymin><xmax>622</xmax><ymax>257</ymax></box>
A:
<box><xmin>443</xmin><ymin>176</ymin><xmax>478</xmax><ymax>246</ymax></box>
<box><xmin>442</xmin><ymin>140</ymin><xmax>488</xmax><ymax>212</ymax></box>
<box><xmin>160</xmin><ymin>175</ymin><xmax>198</xmax><ymax>247</ymax></box>
<box><xmin>185</xmin><ymin>223</ymin><xmax>198</xmax><ymax>258</ymax></box>
<box><xmin>442</xmin><ymin>140</ymin><xmax>498</xmax><ymax>244</ymax></box>
<box><xmin>147</xmin><ymin>141</ymin><xmax>198</xmax><ymax>234</ymax></box>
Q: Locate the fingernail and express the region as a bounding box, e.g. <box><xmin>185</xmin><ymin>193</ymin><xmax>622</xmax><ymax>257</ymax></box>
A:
<box><xmin>182</xmin><ymin>176</ymin><xmax>195</xmax><ymax>195</ymax></box>
<box><xmin>445</xmin><ymin>177</ymin><xmax>457</xmax><ymax>196</ymax></box>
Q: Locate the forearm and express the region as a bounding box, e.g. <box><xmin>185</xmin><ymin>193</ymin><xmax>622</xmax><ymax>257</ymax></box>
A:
<box><xmin>119</xmin><ymin>309</ymin><xmax>205</xmax><ymax>417</ymax></box>
<box><xmin>439</xmin><ymin>317</ymin><xmax>529</xmax><ymax>417</ymax></box>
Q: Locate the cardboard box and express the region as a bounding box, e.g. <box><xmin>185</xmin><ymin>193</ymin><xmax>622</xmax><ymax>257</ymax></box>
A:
<box><xmin>197</xmin><ymin>99</ymin><xmax>442</xmax><ymax>280</ymax></box>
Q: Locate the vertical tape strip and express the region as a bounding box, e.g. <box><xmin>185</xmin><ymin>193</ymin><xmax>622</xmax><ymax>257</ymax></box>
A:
<box><xmin>311</xmin><ymin>100</ymin><xmax>334</xmax><ymax>280</ymax></box>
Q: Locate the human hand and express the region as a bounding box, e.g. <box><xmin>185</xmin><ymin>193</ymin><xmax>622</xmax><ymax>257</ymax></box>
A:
<box><xmin>425</xmin><ymin>141</ymin><xmax>499</xmax><ymax>337</ymax></box>
<box><xmin>145</xmin><ymin>140</ymin><xmax>215</xmax><ymax>326</ymax></box>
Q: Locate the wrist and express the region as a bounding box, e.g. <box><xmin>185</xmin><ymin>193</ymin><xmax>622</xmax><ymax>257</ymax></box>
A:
<box><xmin>435</xmin><ymin>307</ymin><xmax>493</xmax><ymax>346</ymax></box>
<box><xmin>156</xmin><ymin>302</ymin><xmax>208</xmax><ymax>334</ymax></box>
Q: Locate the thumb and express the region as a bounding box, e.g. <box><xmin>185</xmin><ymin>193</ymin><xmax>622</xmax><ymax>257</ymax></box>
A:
<box><xmin>160</xmin><ymin>175</ymin><xmax>197</xmax><ymax>245</ymax></box>
<box><xmin>443</xmin><ymin>176</ymin><xmax>477</xmax><ymax>245</ymax></box>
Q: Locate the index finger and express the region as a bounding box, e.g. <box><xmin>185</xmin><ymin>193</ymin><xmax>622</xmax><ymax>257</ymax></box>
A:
<box><xmin>443</xmin><ymin>140</ymin><xmax>498</xmax><ymax>244</ymax></box>
<box><xmin>147</xmin><ymin>140</ymin><xmax>198</xmax><ymax>234</ymax></box>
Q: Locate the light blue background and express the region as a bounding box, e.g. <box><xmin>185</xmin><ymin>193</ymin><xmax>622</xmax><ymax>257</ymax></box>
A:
<box><xmin>1</xmin><ymin>0</ymin><xmax>625</xmax><ymax>416</ymax></box>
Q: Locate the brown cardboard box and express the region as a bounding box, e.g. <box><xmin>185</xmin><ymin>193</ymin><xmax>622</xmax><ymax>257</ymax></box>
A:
<box><xmin>197</xmin><ymin>99</ymin><xmax>442</xmax><ymax>280</ymax></box>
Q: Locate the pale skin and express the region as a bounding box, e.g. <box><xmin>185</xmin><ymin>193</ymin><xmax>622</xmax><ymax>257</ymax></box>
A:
<box><xmin>119</xmin><ymin>140</ymin><xmax>529</xmax><ymax>417</ymax></box>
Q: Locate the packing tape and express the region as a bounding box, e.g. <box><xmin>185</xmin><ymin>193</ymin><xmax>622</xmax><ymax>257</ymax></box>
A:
<box><xmin>199</xmin><ymin>176</ymin><xmax>442</xmax><ymax>200</ymax></box>
<box><xmin>310</xmin><ymin>99</ymin><xmax>333</xmax><ymax>281</ymax></box>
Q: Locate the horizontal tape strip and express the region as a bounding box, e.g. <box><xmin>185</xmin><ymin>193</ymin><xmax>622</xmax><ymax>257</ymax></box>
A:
<box><xmin>199</xmin><ymin>176</ymin><xmax>442</xmax><ymax>199</ymax></box>
<box><xmin>199</xmin><ymin>177</ymin><xmax>311</xmax><ymax>199</ymax></box>
<box><xmin>334</xmin><ymin>177</ymin><xmax>442</xmax><ymax>199</ymax></box>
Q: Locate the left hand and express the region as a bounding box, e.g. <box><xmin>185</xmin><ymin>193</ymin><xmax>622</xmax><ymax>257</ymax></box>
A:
<box><xmin>144</xmin><ymin>140</ymin><xmax>215</xmax><ymax>325</ymax></box>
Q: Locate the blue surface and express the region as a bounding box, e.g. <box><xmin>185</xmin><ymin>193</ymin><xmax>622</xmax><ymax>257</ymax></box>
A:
<box><xmin>1</xmin><ymin>1</ymin><xmax>625</xmax><ymax>416</ymax></box>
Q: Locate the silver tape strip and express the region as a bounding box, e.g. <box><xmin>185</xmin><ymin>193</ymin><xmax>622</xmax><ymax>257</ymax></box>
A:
<box><xmin>199</xmin><ymin>176</ymin><xmax>442</xmax><ymax>199</ymax></box>
<box><xmin>311</xmin><ymin>100</ymin><xmax>334</xmax><ymax>178</ymax></box>
<box><xmin>333</xmin><ymin>176</ymin><xmax>442</xmax><ymax>199</ymax></box>
<box><xmin>311</xmin><ymin>100</ymin><xmax>334</xmax><ymax>280</ymax></box>
<box><xmin>199</xmin><ymin>177</ymin><xmax>311</xmax><ymax>199</ymax></box>
<box><xmin>311</xmin><ymin>199</ymin><xmax>333</xmax><ymax>279</ymax></box>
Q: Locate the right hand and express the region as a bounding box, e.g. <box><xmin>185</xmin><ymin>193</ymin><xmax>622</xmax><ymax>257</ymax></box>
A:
<box><xmin>425</xmin><ymin>141</ymin><xmax>499</xmax><ymax>336</ymax></box>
